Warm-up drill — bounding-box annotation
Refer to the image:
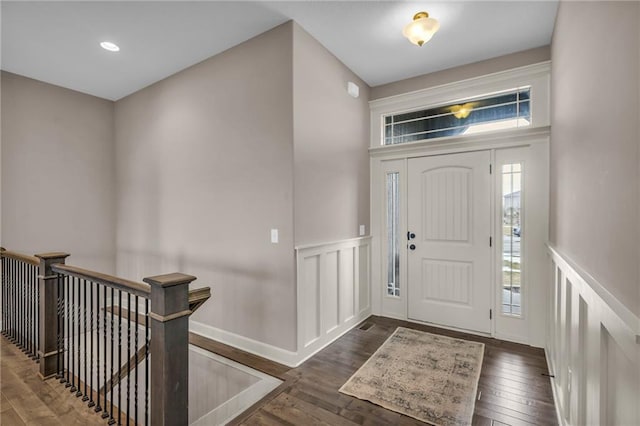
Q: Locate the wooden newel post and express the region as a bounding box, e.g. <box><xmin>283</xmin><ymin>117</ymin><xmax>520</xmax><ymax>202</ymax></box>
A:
<box><xmin>143</xmin><ymin>272</ymin><xmax>196</xmax><ymax>426</ymax></box>
<box><xmin>35</xmin><ymin>252</ymin><xmax>70</xmax><ymax>379</ymax></box>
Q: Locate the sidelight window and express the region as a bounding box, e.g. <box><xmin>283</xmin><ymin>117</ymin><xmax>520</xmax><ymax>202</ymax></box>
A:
<box><xmin>501</xmin><ymin>163</ymin><xmax>522</xmax><ymax>316</ymax></box>
<box><xmin>386</xmin><ymin>172</ymin><xmax>400</xmax><ymax>297</ymax></box>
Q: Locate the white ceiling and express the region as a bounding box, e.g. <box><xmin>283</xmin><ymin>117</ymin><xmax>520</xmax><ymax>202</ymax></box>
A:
<box><xmin>1</xmin><ymin>1</ymin><xmax>558</xmax><ymax>101</ymax></box>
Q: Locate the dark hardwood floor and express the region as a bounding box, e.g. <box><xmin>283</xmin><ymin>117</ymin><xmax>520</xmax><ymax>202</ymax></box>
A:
<box><xmin>191</xmin><ymin>316</ymin><xmax>558</xmax><ymax>426</ymax></box>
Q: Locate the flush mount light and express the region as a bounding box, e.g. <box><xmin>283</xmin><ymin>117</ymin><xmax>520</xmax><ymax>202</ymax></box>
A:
<box><xmin>451</xmin><ymin>102</ymin><xmax>476</xmax><ymax>119</ymax></box>
<box><xmin>100</xmin><ymin>41</ymin><xmax>120</xmax><ymax>52</ymax></box>
<box><xmin>402</xmin><ymin>11</ymin><xmax>440</xmax><ymax>47</ymax></box>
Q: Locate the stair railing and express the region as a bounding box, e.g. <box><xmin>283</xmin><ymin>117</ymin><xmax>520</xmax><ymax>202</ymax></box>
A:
<box><xmin>1</xmin><ymin>247</ymin><xmax>211</xmax><ymax>426</ymax></box>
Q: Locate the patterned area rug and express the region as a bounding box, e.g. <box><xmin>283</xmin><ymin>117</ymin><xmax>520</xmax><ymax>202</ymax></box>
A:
<box><xmin>339</xmin><ymin>327</ymin><xmax>484</xmax><ymax>426</ymax></box>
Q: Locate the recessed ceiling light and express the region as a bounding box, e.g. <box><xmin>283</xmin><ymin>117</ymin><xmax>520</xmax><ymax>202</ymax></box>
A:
<box><xmin>100</xmin><ymin>41</ymin><xmax>120</xmax><ymax>52</ymax></box>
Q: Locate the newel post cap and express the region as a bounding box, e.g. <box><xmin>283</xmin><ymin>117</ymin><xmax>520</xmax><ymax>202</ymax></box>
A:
<box><xmin>35</xmin><ymin>252</ymin><xmax>70</xmax><ymax>261</ymax></box>
<box><xmin>143</xmin><ymin>272</ymin><xmax>196</xmax><ymax>288</ymax></box>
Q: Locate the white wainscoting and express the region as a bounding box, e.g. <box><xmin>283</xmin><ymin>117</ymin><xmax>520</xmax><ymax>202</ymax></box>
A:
<box><xmin>190</xmin><ymin>236</ymin><xmax>372</xmax><ymax>368</ymax></box>
<box><xmin>296</xmin><ymin>236</ymin><xmax>372</xmax><ymax>364</ymax></box>
<box><xmin>546</xmin><ymin>245</ymin><xmax>640</xmax><ymax>426</ymax></box>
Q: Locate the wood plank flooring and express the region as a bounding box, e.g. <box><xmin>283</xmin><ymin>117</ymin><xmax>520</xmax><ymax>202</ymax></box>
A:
<box><xmin>192</xmin><ymin>316</ymin><xmax>558</xmax><ymax>426</ymax></box>
<box><xmin>1</xmin><ymin>316</ymin><xmax>558</xmax><ymax>425</ymax></box>
<box><xmin>0</xmin><ymin>335</ymin><xmax>104</xmax><ymax>425</ymax></box>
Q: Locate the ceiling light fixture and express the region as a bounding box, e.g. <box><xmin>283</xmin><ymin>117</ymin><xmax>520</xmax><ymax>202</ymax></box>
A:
<box><xmin>402</xmin><ymin>11</ymin><xmax>440</xmax><ymax>47</ymax></box>
<box><xmin>100</xmin><ymin>41</ymin><xmax>120</xmax><ymax>52</ymax></box>
<box><xmin>451</xmin><ymin>103</ymin><xmax>476</xmax><ymax>119</ymax></box>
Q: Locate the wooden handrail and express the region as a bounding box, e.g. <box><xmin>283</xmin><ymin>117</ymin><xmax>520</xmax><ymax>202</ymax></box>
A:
<box><xmin>51</xmin><ymin>264</ymin><xmax>151</xmax><ymax>298</ymax></box>
<box><xmin>0</xmin><ymin>247</ymin><xmax>39</xmax><ymax>266</ymax></box>
<box><xmin>189</xmin><ymin>287</ymin><xmax>211</xmax><ymax>314</ymax></box>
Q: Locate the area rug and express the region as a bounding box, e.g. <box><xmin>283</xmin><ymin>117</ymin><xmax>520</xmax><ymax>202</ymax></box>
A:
<box><xmin>339</xmin><ymin>327</ymin><xmax>484</xmax><ymax>426</ymax></box>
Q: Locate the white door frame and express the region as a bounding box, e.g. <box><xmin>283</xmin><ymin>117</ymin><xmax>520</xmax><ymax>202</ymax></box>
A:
<box><xmin>369</xmin><ymin>126</ymin><xmax>550</xmax><ymax>346</ymax></box>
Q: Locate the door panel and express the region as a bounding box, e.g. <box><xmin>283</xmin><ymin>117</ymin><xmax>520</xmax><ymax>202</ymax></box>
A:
<box><xmin>408</xmin><ymin>151</ymin><xmax>491</xmax><ymax>333</ymax></box>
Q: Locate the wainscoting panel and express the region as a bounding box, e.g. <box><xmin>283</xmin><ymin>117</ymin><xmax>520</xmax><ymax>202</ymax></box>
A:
<box><xmin>296</xmin><ymin>237</ymin><xmax>372</xmax><ymax>363</ymax></box>
<box><xmin>546</xmin><ymin>245</ymin><xmax>639</xmax><ymax>426</ymax></box>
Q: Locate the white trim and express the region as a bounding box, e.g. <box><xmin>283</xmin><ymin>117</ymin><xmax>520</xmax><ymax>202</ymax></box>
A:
<box><xmin>190</xmin><ymin>236</ymin><xmax>373</xmax><ymax>368</ymax></box>
<box><xmin>369</xmin><ymin>126</ymin><xmax>550</xmax><ymax>159</ymax></box>
<box><xmin>189</xmin><ymin>320</ymin><xmax>300</xmax><ymax>367</ymax></box>
<box><xmin>295</xmin><ymin>236</ymin><xmax>371</xmax><ymax>251</ymax></box>
<box><xmin>369</xmin><ymin>62</ymin><xmax>551</xmax><ymax>110</ymax></box>
<box><xmin>296</xmin><ymin>236</ymin><xmax>372</xmax><ymax>364</ymax></box>
<box><xmin>370</xmin><ymin>130</ymin><xmax>550</xmax><ymax>347</ymax></box>
<box><xmin>370</xmin><ymin>61</ymin><xmax>551</xmax><ymax>149</ymax></box>
<box><xmin>548</xmin><ymin>245</ymin><xmax>640</xmax><ymax>340</ymax></box>
<box><xmin>545</xmin><ymin>347</ymin><xmax>569</xmax><ymax>426</ymax></box>
<box><xmin>546</xmin><ymin>245</ymin><xmax>639</xmax><ymax>425</ymax></box>
<box><xmin>189</xmin><ymin>345</ymin><xmax>282</xmax><ymax>426</ymax></box>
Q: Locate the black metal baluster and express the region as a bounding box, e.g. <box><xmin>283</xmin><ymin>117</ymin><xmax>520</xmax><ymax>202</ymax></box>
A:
<box><xmin>109</xmin><ymin>287</ymin><xmax>115</xmax><ymax>425</ymax></box>
<box><xmin>30</xmin><ymin>265</ymin><xmax>35</xmax><ymax>359</ymax></box>
<box><xmin>25</xmin><ymin>263</ymin><xmax>30</xmax><ymax>355</ymax></box>
<box><xmin>28</xmin><ymin>264</ymin><xmax>32</xmax><ymax>355</ymax></box>
<box><xmin>126</xmin><ymin>292</ymin><xmax>131</xmax><ymax>426</ymax></box>
<box><xmin>35</xmin><ymin>264</ymin><xmax>40</xmax><ymax>362</ymax></box>
<box><xmin>22</xmin><ymin>262</ymin><xmax>26</xmax><ymax>351</ymax></box>
<box><xmin>13</xmin><ymin>259</ymin><xmax>17</xmax><ymax>343</ymax></box>
<box><xmin>20</xmin><ymin>262</ymin><xmax>25</xmax><ymax>350</ymax></box>
<box><xmin>134</xmin><ymin>295</ymin><xmax>139</xmax><ymax>426</ymax></box>
<box><xmin>75</xmin><ymin>278</ymin><xmax>82</xmax><ymax>398</ymax></box>
<box><xmin>30</xmin><ymin>264</ymin><xmax>35</xmax><ymax>358</ymax></box>
<box><xmin>145</xmin><ymin>298</ymin><xmax>149</xmax><ymax>426</ymax></box>
<box><xmin>70</xmin><ymin>277</ymin><xmax>77</xmax><ymax>393</ymax></box>
<box><xmin>88</xmin><ymin>281</ymin><xmax>95</xmax><ymax>408</ymax></box>
<box><xmin>11</xmin><ymin>259</ymin><xmax>16</xmax><ymax>342</ymax></box>
<box><xmin>56</xmin><ymin>273</ymin><xmax>62</xmax><ymax>379</ymax></box>
<box><xmin>65</xmin><ymin>274</ymin><xmax>71</xmax><ymax>387</ymax></box>
<box><xmin>61</xmin><ymin>275</ymin><xmax>68</xmax><ymax>383</ymax></box>
<box><xmin>94</xmin><ymin>282</ymin><xmax>102</xmax><ymax>413</ymax></box>
<box><xmin>1</xmin><ymin>256</ymin><xmax>3</xmax><ymax>335</ymax></box>
<box><xmin>1</xmin><ymin>256</ymin><xmax>4</xmax><ymax>335</ymax></box>
<box><xmin>118</xmin><ymin>290</ymin><xmax>123</xmax><ymax>425</ymax></box>
<box><xmin>82</xmin><ymin>279</ymin><xmax>89</xmax><ymax>401</ymax></box>
<box><xmin>102</xmin><ymin>285</ymin><xmax>109</xmax><ymax>420</ymax></box>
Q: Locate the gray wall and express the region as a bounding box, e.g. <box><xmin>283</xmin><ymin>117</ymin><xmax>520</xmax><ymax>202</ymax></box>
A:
<box><xmin>370</xmin><ymin>46</ymin><xmax>550</xmax><ymax>100</ymax></box>
<box><xmin>292</xmin><ymin>23</ymin><xmax>370</xmax><ymax>245</ymax></box>
<box><xmin>114</xmin><ymin>23</ymin><xmax>297</xmax><ymax>351</ymax></box>
<box><xmin>550</xmin><ymin>1</ymin><xmax>639</xmax><ymax>316</ymax></box>
<box><xmin>1</xmin><ymin>71</ymin><xmax>116</xmax><ymax>273</ymax></box>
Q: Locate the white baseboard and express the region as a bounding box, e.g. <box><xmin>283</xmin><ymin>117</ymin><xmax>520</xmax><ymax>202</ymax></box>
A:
<box><xmin>189</xmin><ymin>320</ymin><xmax>299</xmax><ymax>367</ymax></box>
<box><xmin>190</xmin><ymin>311</ymin><xmax>371</xmax><ymax>368</ymax></box>
<box><xmin>189</xmin><ymin>236</ymin><xmax>374</xmax><ymax>369</ymax></box>
<box><xmin>545</xmin><ymin>347</ymin><xmax>568</xmax><ymax>426</ymax></box>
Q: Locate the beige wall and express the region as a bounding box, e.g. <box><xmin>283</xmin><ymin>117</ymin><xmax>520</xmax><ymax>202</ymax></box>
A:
<box><xmin>370</xmin><ymin>46</ymin><xmax>550</xmax><ymax>100</ymax></box>
<box><xmin>292</xmin><ymin>23</ymin><xmax>370</xmax><ymax>245</ymax></box>
<box><xmin>1</xmin><ymin>71</ymin><xmax>116</xmax><ymax>273</ymax></box>
<box><xmin>550</xmin><ymin>1</ymin><xmax>639</xmax><ymax>316</ymax></box>
<box><xmin>114</xmin><ymin>23</ymin><xmax>297</xmax><ymax>351</ymax></box>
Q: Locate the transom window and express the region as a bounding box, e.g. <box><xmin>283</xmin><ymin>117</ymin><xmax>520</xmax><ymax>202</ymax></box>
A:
<box><xmin>383</xmin><ymin>88</ymin><xmax>530</xmax><ymax>145</ymax></box>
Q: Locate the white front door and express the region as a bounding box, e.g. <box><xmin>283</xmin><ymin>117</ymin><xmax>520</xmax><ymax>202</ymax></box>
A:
<box><xmin>407</xmin><ymin>151</ymin><xmax>492</xmax><ymax>333</ymax></box>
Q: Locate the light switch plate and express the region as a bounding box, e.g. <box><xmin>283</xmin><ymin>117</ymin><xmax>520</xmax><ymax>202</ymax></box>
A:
<box><xmin>359</xmin><ymin>225</ymin><xmax>366</xmax><ymax>236</ymax></box>
<box><xmin>271</xmin><ymin>229</ymin><xmax>278</xmax><ymax>243</ymax></box>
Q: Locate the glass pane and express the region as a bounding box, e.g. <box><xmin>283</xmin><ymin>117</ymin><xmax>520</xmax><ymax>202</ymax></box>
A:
<box><xmin>383</xmin><ymin>88</ymin><xmax>531</xmax><ymax>145</ymax></box>
<box><xmin>386</xmin><ymin>172</ymin><xmax>400</xmax><ymax>297</ymax></box>
<box><xmin>502</xmin><ymin>163</ymin><xmax>522</xmax><ymax>315</ymax></box>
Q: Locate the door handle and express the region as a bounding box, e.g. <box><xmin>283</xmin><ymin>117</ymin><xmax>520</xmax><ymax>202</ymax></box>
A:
<box><xmin>409</xmin><ymin>244</ymin><xmax>416</xmax><ymax>250</ymax></box>
<box><xmin>407</xmin><ymin>232</ymin><xmax>416</xmax><ymax>240</ymax></box>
